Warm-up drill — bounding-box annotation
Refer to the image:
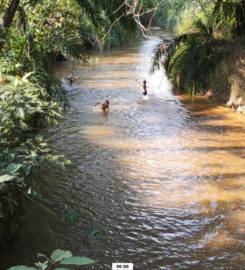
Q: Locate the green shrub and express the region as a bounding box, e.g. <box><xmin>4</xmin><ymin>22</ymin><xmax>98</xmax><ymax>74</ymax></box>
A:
<box><xmin>7</xmin><ymin>249</ymin><xmax>95</xmax><ymax>270</ymax></box>
<box><xmin>0</xmin><ymin>74</ymin><xmax>71</xmax><ymax>243</ymax></box>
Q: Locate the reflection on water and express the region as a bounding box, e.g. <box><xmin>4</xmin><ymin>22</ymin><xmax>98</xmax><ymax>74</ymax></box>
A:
<box><xmin>2</xmin><ymin>36</ymin><xmax>245</xmax><ymax>270</ymax></box>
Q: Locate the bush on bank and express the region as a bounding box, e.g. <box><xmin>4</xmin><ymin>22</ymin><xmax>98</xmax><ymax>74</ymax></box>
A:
<box><xmin>0</xmin><ymin>0</ymin><xmax>139</xmax><ymax>246</ymax></box>
<box><xmin>0</xmin><ymin>74</ymin><xmax>71</xmax><ymax>244</ymax></box>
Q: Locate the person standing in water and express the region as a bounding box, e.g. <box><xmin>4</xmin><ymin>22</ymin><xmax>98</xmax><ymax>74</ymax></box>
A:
<box><xmin>135</xmin><ymin>79</ymin><xmax>147</xmax><ymax>98</ymax></box>
<box><xmin>64</xmin><ymin>75</ymin><xmax>78</xmax><ymax>87</ymax></box>
<box><xmin>94</xmin><ymin>100</ymin><xmax>109</xmax><ymax>111</ymax></box>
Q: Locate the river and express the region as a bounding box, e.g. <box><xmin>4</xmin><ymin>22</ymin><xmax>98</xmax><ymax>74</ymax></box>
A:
<box><xmin>2</xmin><ymin>35</ymin><xmax>245</xmax><ymax>270</ymax></box>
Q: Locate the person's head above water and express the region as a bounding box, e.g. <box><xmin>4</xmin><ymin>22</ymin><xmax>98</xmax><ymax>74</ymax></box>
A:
<box><xmin>105</xmin><ymin>100</ymin><xmax>109</xmax><ymax>105</ymax></box>
<box><xmin>143</xmin><ymin>80</ymin><xmax>146</xmax><ymax>84</ymax></box>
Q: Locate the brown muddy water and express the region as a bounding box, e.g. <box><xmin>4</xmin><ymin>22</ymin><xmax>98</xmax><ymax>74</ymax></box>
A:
<box><xmin>2</xmin><ymin>36</ymin><xmax>245</xmax><ymax>270</ymax></box>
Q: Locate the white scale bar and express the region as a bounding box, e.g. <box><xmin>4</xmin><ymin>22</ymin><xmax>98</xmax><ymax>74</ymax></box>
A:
<box><xmin>112</xmin><ymin>263</ymin><xmax>133</xmax><ymax>270</ymax></box>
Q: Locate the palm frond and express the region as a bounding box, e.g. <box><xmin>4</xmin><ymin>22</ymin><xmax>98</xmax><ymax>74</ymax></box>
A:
<box><xmin>170</xmin><ymin>42</ymin><xmax>217</xmax><ymax>95</ymax></box>
<box><xmin>118</xmin><ymin>15</ymin><xmax>138</xmax><ymax>35</ymax></box>
<box><xmin>52</xmin><ymin>37</ymin><xmax>85</xmax><ymax>60</ymax></box>
<box><xmin>151</xmin><ymin>28</ymin><xmax>219</xmax><ymax>96</ymax></box>
<box><xmin>93</xmin><ymin>0</ymin><xmax>125</xmax><ymax>15</ymax></box>
<box><xmin>150</xmin><ymin>32</ymin><xmax>203</xmax><ymax>74</ymax></box>
<box><xmin>212</xmin><ymin>0</ymin><xmax>236</xmax><ymax>30</ymax></box>
<box><xmin>192</xmin><ymin>18</ymin><xmax>213</xmax><ymax>36</ymax></box>
<box><xmin>150</xmin><ymin>41</ymin><xmax>164</xmax><ymax>74</ymax></box>
<box><xmin>75</xmin><ymin>0</ymin><xmax>101</xmax><ymax>27</ymax></box>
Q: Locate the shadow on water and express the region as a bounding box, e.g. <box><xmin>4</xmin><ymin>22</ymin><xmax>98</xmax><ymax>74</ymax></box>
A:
<box><xmin>2</xmin><ymin>36</ymin><xmax>245</xmax><ymax>270</ymax></box>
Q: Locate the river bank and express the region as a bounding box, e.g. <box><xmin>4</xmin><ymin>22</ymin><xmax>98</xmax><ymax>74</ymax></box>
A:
<box><xmin>209</xmin><ymin>39</ymin><xmax>245</xmax><ymax>115</ymax></box>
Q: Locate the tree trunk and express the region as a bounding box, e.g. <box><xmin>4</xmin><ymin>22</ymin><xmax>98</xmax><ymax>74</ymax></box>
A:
<box><xmin>0</xmin><ymin>0</ymin><xmax>20</xmax><ymax>54</ymax></box>
<box><xmin>192</xmin><ymin>82</ymin><xmax>195</xmax><ymax>97</ymax></box>
<box><xmin>236</xmin><ymin>0</ymin><xmax>245</xmax><ymax>35</ymax></box>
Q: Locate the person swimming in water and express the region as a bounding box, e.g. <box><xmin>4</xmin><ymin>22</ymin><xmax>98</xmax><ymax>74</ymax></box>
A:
<box><xmin>64</xmin><ymin>75</ymin><xmax>78</xmax><ymax>87</ymax></box>
<box><xmin>94</xmin><ymin>100</ymin><xmax>109</xmax><ymax>111</ymax></box>
<box><xmin>135</xmin><ymin>79</ymin><xmax>147</xmax><ymax>98</ymax></box>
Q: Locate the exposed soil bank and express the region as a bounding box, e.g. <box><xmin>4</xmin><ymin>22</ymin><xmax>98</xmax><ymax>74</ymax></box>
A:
<box><xmin>207</xmin><ymin>39</ymin><xmax>245</xmax><ymax>114</ymax></box>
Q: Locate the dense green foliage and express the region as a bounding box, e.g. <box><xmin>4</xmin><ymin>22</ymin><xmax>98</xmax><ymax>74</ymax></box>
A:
<box><xmin>154</xmin><ymin>0</ymin><xmax>189</xmax><ymax>30</ymax></box>
<box><xmin>0</xmin><ymin>74</ymin><xmax>71</xmax><ymax>242</ymax></box>
<box><xmin>0</xmin><ymin>0</ymin><xmax>142</xmax><ymax>246</ymax></box>
<box><xmin>0</xmin><ymin>1</ymin><xmax>76</xmax><ymax>238</ymax></box>
<box><xmin>7</xmin><ymin>249</ymin><xmax>95</xmax><ymax>269</ymax></box>
<box><xmin>1</xmin><ymin>0</ymin><xmax>85</xmax><ymax>75</ymax></box>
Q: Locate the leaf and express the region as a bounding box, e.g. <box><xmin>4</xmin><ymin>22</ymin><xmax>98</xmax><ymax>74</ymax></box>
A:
<box><xmin>96</xmin><ymin>232</ymin><xmax>101</xmax><ymax>240</ymax></box>
<box><xmin>6</xmin><ymin>163</ymin><xmax>22</xmax><ymax>174</ymax></box>
<box><xmin>1</xmin><ymin>116</ymin><xmax>8</xmax><ymax>122</ymax></box>
<box><xmin>31</xmin><ymin>188</ymin><xmax>36</xmax><ymax>197</ymax></box>
<box><xmin>17</xmin><ymin>107</ymin><xmax>25</xmax><ymax>119</ymax></box>
<box><xmin>91</xmin><ymin>228</ymin><xmax>104</xmax><ymax>239</ymax></box>
<box><xmin>7</xmin><ymin>267</ymin><xmax>38</xmax><ymax>270</ymax></box>
<box><xmin>70</xmin><ymin>215</ymin><xmax>74</xmax><ymax>224</ymax></box>
<box><xmin>37</xmin><ymin>253</ymin><xmax>49</xmax><ymax>260</ymax></box>
<box><xmin>91</xmin><ymin>229</ymin><xmax>99</xmax><ymax>237</ymax></box>
<box><xmin>14</xmin><ymin>78</ymin><xmax>19</xmax><ymax>87</ymax></box>
<box><xmin>0</xmin><ymin>174</ymin><xmax>15</xmax><ymax>183</ymax></box>
<box><xmin>34</xmin><ymin>261</ymin><xmax>48</xmax><ymax>270</ymax></box>
<box><xmin>28</xmin><ymin>187</ymin><xmax>36</xmax><ymax>197</ymax></box>
<box><xmin>35</xmin><ymin>136</ymin><xmax>43</xmax><ymax>144</ymax></box>
<box><xmin>60</xmin><ymin>257</ymin><xmax>95</xmax><ymax>265</ymax></box>
<box><xmin>24</xmin><ymin>165</ymin><xmax>32</xmax><ymax>176</ymax></box>
<box><xmin>51</xmin><ymin>250</ymin><xmax>72</xmax><ymax>262</ymax></box>
<box><xmin>54</xmin><ymin>268</ymin><xmax>71</xmax><ymax>270</ymax></box>
<box><xmin>39</xmin><ymin>143</ymin><xmax>48</xmax><ymax>147</ymax></box>
<box><xmin>16</xmin><ymin>75</ymin><xmax>22</xmax><ymax>81</ymax></box>
<box><xmin>7</xmin><ymin>266</ymin><xmax>28</xmax><ymax>270</ymax></box>
<box><xmin>22</xmin><ymin>72</ymin><xmax>33</xmax><ymax>82</ymax></box>
<box><xmin>16</xmin><ymin>177</ymin><xmax>24</xmax><ymax>182</ymax></box>
<box><xmin>64</xmin><ymin>160</ymin><xmax>72</xmax><ymax>165</ymax></box>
